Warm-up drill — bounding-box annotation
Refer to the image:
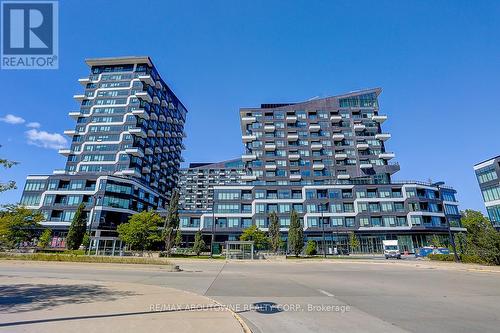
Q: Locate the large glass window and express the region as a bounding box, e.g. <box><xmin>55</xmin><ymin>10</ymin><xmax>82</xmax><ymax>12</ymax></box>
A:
<box><xmin>476</xmin><ymin>167</ymin><xmax>498</xmax><ymax>184</ymax></box>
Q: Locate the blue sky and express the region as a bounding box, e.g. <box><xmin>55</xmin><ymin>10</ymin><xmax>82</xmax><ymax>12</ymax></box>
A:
<box><xmin>0</xmin><ymin>0</ymin><xmax>499</xmax><ymax>213</ymax></box>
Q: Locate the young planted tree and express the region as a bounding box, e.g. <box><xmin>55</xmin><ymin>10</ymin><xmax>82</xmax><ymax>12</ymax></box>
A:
<box><xmin>288</xmin><ymin>210</ymin><xmax>304</xmax><ymax>257</ymax></box>
<box><xmin>240</xmin><ymin>225</ymin><xmax>269</xmax><ymax>250</ymax></box>
<box><xmin>66</xmin><ymin>203</ymin><xmax>87</xmax><ymax>250</ymax></box>
<box><xmin>163</xmin><ymin>191</ymin><xmax>180</xmax><ymax>256</ymax></box>
<box><xmin>0</xmin><ymin>205</ymin><xmax>43</xmax><ymax>248</ymax></box>
<box><xmin>174</xmin><ymin>228</ymin><xmax>182</xmax><ymax>247</ymax></box>
<box><xmin>305</xmin><ymin>240</ymin><xmax>317</xmax><ymax>256</ymax></box>
<box><xmin>348</xmin><ymin>231</ymin><xmax>360</xmax><ymax>254</ymax></box>
<box><xmin>268</xmin><ymin>211</ymin><xmax>281</xmax><ymax>253</ymax></box>
<box><xmin>193</xmin><ymin>230</ymin><xmax>205</xmax><ymax>256</ymax></box>
<box><xmin>38</xmin><ymin>228</ymin><xmax>52</xmax><ymax>248</ymax></box>
<box><xmin>117</xmin><ymin>210</ymin><xmax>163</xmax><ymax>253</ymax></box>
<box><xmin>0</xmin><ymin>145</ymin><xmax>18</xmax><ymax>193</ymax></box>
<box><xmin>429</xmin><ymin>234</ymin><xmax>442</xmax><ymax>248</ymax></box>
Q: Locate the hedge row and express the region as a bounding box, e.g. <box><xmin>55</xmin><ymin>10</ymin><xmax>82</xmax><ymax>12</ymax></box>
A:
<box><xmin>428</xmin><ymin>253</ymin><xmax>491</xmax><ymax>265</ymax></box>
<box><xmin>0</xmin><ymin>252</ymin><xmax>176</xmax><ymax>267</ymax></box>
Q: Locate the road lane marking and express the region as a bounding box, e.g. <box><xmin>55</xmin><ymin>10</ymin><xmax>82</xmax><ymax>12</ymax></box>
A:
<box><xmin>318</xmin><ymin>289</ymin><xmax>334</xmax><ymax>297</ymax></box>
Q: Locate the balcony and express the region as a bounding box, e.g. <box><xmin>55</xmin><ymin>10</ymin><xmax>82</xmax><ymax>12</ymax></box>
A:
<box><xmin>153</xmin><ymin>164</ymin><xmax>160</xmax><ymax>171</ymax></box>
<box><xmin>121</xmin><ymin>169</ymin><xmax>141</xmax><ymax>178</ymax></box>
<box><xmin>312</xmin><ymin>163</ymin><xmax>325</xmax><ymax>170</ymax></box>
<box><xmin>129</xmin><ymin>128</ymin><xmax>147</xmax><ymax>138</ymax></box>
<box><xmin>330</xmin><ymin>115</ymin><xmax>342</xmax><ymax>122</ymax></box>
<box><xmin>78</xmin><ymin>78</ymin><xmax>90</xmax><ymax>85</ymax></box>
<box><xmin>264</xmin><ymin>143</ymin><xmax>276</xmax><ymax>151</ymax></box>
<box><xmin>354</xmin><ymin>124</ymin><xmax>366</xmax><ymax>131</ymax></box>
<box><xmin>73</xmin><ymin>94</ymin><xmax>85</xmax><ymax>101</ymax></box>
<box><xmin>145</xmin><ymin>147</ymin><xmax>153</xmax><ymax>155</ymax></box>
<box><xmin>142</xmin><ymin>166</ymin><xmax>151</xmax><ymax>174</ymax></box>
<box><xmin>58</xmin><ymin>149</ymin><xmax>71</xmax><ymax>156</ymax></box>
<box><xmin>156</xmin><ymin>130</ymin><xmax>164</xmax><ymax>137</ymax></box>
<box><xmin>155</xmin><ymin>147</ymin><xmax>162</xmax><ymax>153</ymax></box>
<box><xmin>356</xmin><ymin>143</ymin><xmax>369</xmax><ymax>150</ymax></box>
<box><xmin>311</xmin><ymin>143</ymin><xmax>323</xmax><ymax>150</ymax></box>
<box><xmin>332</xmin><ymin>134</ymin><xmax>345</xmax><ymax>141</ymax></box>
<box><xmin>241</xmin><ymin>154</ymin><xmax>257</xmax><ymax>161</ymax></box>
<box><xmin>264</xmin><ymin>125</ymin><xmax>276</xmax><ymax>132</ymax></box>
<box><xmin>335</xmin><ymin>153</ymin><xmax>347</xmax><ymax>159</ymax></box>
<box><xmin>288</xmin><ymin>153</ymin><xmax>300</xmax><ymax>160</ymax></box>
<box><xmin>337</xmin><ymin>174</ymin><xmax>350</xmax><ymax>180</ymax></box>
<box><xmin>53</xmin><ymin>169</ymin><xmax>66</xmax><ymax>175</ymax></box>
<box><xmin>286</xmin><ymin>115</ymin><xmax>297</xmax><ymax>122</ymax></box>
<box><xmin>135</xmin><ymin>91</ymin><xmax>152</xmax><ymax>103</ymax></box>
<box><xmin>147</xmin><ymin>129</ymin><xmax>156</xmax><ymax>137</ymax></box>
<box><xmin>372</xmin><ymin>115</ymin><xmax>387</xmax><ymax>123</ymax></box>
<box><xmin>63</xmin><ymin>130</ymin><xmax>76</xmax><ymax>136</ymax></box>
<box><xmin>68</xmin><ymin>111</ymin><xmax>80</xmax><ymax>119</ymax></box>
<box><xmin>265</xmin><ymin>164</ymin><xmax>277</xmax><ymax>170</ymax></box>
<box><xmin>132</xmin><ymin>109</ymin><xmax>149</xmax><ymax>120</ymax></box>
<box><xmin>241</xmin><ymin>116</ymin><xmax>256</xmax><ymax>124</ymax></box>
<box><xmin>241</xmin><ymin>175</ymin><xmax>257</xmax><ymax>181</ymax></box>
<box><xmin>125</xmin><ymin>148</ymin><xmax>144</xmax><ymax>157</ymax></box>
<box><xmin>287</xmin><ymin>134</ymin><xmax>299</xmax><ymax>141</ymax></box>
<box><xmin>309</xmin><ymin>124</ymin><xmax>321</xmax><ymax>131</ymax></box>
<box><xmin>375</xmin><ymin>133</ymin><xmax>391</xmax><ymax>141</ymax></box>
<box><xmin>379</xmin><ymin>152</ymin><xmax>395</xmax><ymax>160</ymax></box>
<box><xmin>149</xmin><ymin>112</ymin><xmax>158</xmax><ymax>121</ymax></box>
<box><xmin>153</xmin><ymin>96</ymin><xmax>161</xmax><ymax>105</ymax></box>
<box><xmin>138</xmin><ymin>74</ymin><xmax>154</xmax><ymax>86</ymax></box>
<box><xmin>242</xmin><ymin>135</ymin><xmax>257</xmax><ymax>142</ymax></box>
<box><xmin>360</xmin><ymin>163</ymin><xmax>373</xmax><ymax>169</ymax></box>
<box><xmin>159</xmin><ymin>114</ymin><xmax>166</xmax><ymax>122</ymax></box>
<box><xmin>290</xmin><ymin>174</ymin><xmax>302</xmax><ymax>181</ymax></box>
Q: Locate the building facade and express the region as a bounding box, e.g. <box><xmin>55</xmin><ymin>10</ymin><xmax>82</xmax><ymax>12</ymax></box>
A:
<box><xmin>178</xmin><ymin>159</ymin><xmax>244</xmax><ymax>211</ymax></box>
<box><xmin>179</xmin><ymin>89</ymin><xmax>462</xmax><ymax>253</ymax></box>
<box><xmin>474</xmin><ymin>155</ymin><xmax>500</xmax><ymax>229</ymax></box>
<box><xmin>20</xmin><ymin>56</ymin><xmax>187</xmax><ymax>241</ymax></box>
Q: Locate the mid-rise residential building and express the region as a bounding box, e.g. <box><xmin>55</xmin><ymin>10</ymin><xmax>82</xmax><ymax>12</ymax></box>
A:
<box><xmin>179</xmin><ymin>89</ymin><xmax>462</xmax><ymax>253</ymax></box>
<box><xmin>474</xmin><ymin>155</ymin><xmax>500</xmax><ymax>229</ymax></box>
<box><xmin>178</xmin><ymin>159</ymin><xmax>244</xmax><ymax>211</ymax></box>
<box><xmin>20</xmin><ymin>56</ymin><xmax>187</xmax><ymax>246</ymax></box>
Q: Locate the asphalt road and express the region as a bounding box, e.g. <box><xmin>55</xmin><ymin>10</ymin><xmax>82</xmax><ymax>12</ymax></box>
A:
<box><xmin>1</xmin><ymin>259</ymin><xmax>499</xmax><ymax>333</ymax></box>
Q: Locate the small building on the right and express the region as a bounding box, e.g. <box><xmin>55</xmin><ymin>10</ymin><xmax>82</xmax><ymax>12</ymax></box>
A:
<box><xmin>474</xmin><ymin>155</ymin><xmax>500</xmax><ymax>229</ymax></box>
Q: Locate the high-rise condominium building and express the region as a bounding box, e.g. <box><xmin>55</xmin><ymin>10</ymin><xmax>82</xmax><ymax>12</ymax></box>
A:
<box><xmin>20</xmin><ymin>56</ymin><xmax>187</xmax><ymax>244</ymax></box>
<box><xmin>178</xmin><ymin>89</ymin><xmax>462</xmax><ymax>253</ymax></box>
<box><xmin>474</xmin><ymin>155</ymin><xmax>500</xmax><ymax>229</ymax></box>
<box><xmin>178</xmin><ymin>159</ymin><xmax>244</xmax><ymax>211</ymax></box>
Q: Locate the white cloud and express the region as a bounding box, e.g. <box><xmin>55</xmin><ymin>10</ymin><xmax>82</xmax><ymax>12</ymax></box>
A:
<box><xmin>26</xmin><ymin>122</ymin><xmax>41</xmax><ymax>128</ymax></box>
<box><xmin>0</xmin><ymin>114</ymin><xmax>25</xmax><ymax>125</ymax></box>
<box><xmin>25</xmin><ymin>129</ymin><xmax>68</xmax><ymax>150</ymax></box>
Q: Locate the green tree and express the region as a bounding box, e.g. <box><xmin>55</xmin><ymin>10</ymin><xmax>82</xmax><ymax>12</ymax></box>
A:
<box><xmin>461</xmin><ymin>210</ymin><xmax>500</xmax><ymax>265</ymax></box>
<box><xmin>454</xmin><ymin>232</ymin><xmax>467</xmax><ymax>256</ymax></box>
<box><xmin>305</xmin><ymin>240</ymin><xmax>317</xmax><ymax>256</ymax></box>
<box><xmin>0</xmin><ymin>145</ymin><xmax>18</xmax><ymax>193</ymax></box>
<box><xmin>163</xmin><ymin>191</ymin><xmax>180</xmax><ymax>256</ymax></box>
<box><xmin>38</xmin><ymin>228</ymin><xmax>52</xmax><ymax>248</ymax></box>
<box><xmin>193</xmin><ymin>230</ymin><xmax>205</xmax><ymax>256</ymax></box>
<box><xmin>288</xmin><ymin>210</ymin><xmax>304</xmax><ymax>257</ymax></box>
<box><xmin>240</xmin><ymin>225</ymin><xmax>269</xmax><ymax>250</ymax></box>
<box><xmin>82</xmin><ymin>232</ymin><xmax>90</xmax><ymax>250</ymax></box>
<box><xmin>117</xmin><ymin>210</ymin><xmax>163</xmax><ymax>253</ymax></box>
<box><xmin>0</xmin><ymin>205</ymin><xmax>43</xmax><ymax>248</ymax></box>
<box><xmin>174</xmin><ymin>228</ymin><xmax>182</xmax><ymax>247</ymax></box>
<box><xmin>268</xmin><ymin>211</ymin><xmax>281</xmax><ymax>253</ymax></box>
<box><xmin>348</xmin><ymin>231</ymin><xmax>360</xmax><ymax>253</ymax></box>
<box><xmin>66</xmin><ymin>203</ymin><xmax>87</xmax><ymax>250</ymax></box>
<box><xmin>429</xmin><ymin>234</ymin><xmax>442</xmax><ymax>247</ymax></box>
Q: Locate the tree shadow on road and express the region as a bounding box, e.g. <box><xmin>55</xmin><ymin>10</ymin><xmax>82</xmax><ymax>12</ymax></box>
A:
<box><xmin>0</xmin><ymin>283</ymin><xmax>137</xmax><ymax>313</ymax></box>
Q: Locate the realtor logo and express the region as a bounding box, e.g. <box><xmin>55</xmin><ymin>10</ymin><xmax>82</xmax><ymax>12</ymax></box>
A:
<box><xmin>1</xmin><ymin>1</ymin><xmax>58</xmax><ymax>69</ymax></box>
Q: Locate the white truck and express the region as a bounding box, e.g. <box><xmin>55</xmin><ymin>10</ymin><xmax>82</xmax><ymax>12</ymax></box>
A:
<box><xmin>382</xmin><ymin>240</ymin><xmax>401</xmax><ymax>259</ymax></box>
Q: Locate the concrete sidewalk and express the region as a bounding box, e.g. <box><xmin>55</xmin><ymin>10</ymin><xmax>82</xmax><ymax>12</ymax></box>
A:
<box><xmin>0</xmin><ymin>275</ymin><xmax>247</xmax><ymax>333</ymax></box>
